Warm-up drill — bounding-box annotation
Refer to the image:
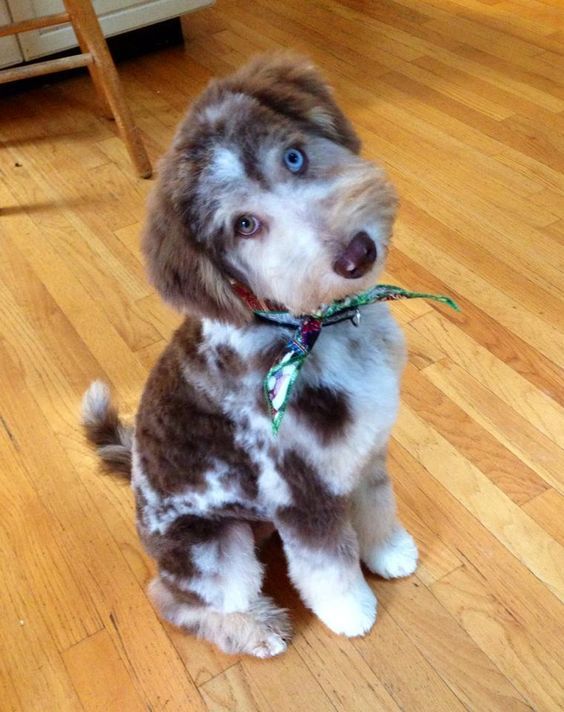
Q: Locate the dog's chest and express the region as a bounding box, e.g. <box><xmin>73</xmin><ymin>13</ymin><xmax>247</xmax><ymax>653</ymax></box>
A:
<box><xmin>202</xmin><ymin>305</ymin><xmax>405</xmax><ymax>496</ymax></box>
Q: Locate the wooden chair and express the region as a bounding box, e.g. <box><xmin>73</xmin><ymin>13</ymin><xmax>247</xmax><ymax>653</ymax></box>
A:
<box><xmin>0</xmin><ymin>0</ymin><xmax>152</xmax><ymax>178</ymax></box>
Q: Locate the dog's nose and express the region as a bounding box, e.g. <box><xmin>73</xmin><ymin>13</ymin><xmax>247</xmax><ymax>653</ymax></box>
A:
<box><xmin>333</xmin><ymin>231</ymin><xmax>377</xmax><ymax>279</ymax></box>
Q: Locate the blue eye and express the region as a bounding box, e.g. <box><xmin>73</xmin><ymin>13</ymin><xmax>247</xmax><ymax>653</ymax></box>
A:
<box><xmin>283</xmin><ymin>147</ymin><xmax>306</xmax><ymax>174</ymax></box>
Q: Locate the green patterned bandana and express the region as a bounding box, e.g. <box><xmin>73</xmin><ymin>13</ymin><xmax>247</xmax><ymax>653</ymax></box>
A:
<box><xmin>232</xmin><ymin>282</ymin><xmax>459</xmax><ymax>433</ymax></box>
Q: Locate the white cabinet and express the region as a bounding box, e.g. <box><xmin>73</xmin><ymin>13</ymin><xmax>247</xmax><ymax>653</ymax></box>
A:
<box><xmin>0</xmin><ymin>0</ymin><xmax>212</xmax><ymax>67</ymax></box>
<box><xmin>0</xmin><ymin>1</ymin><xmax>24</xmax><ymax>68</ymax></box>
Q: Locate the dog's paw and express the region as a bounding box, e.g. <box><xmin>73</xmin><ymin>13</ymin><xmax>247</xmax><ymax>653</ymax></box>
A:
<box><xmin>250</xmin><ymin>631</ymin><xmax>288</xmax><ymax>659</ymax></box>
<box><xmin>313</xmin><ymin>578</ymin><xmax>377</xmax><ymax>637</ymax></box>
<box><xmin>243</xmin><ymin>597</ymin><xmax>292</xmax><ymax>659</ymax></box>
<box><xmin>364</xmin><ymin>525</ymin><xmax>418</xmax><ymax>579</ymax></box>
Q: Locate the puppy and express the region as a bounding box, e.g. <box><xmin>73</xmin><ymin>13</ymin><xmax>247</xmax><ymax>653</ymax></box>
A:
<box><xmin>82</xmin><ymin>54</ymin><xmax>418</xmax><ymax>658</ymax></box>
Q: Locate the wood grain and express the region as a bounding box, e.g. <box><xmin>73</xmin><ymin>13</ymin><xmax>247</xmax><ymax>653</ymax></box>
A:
<box><xmin>432</xmin><ymin>566</ymin><xmax>564</xmax><ymax>710</ymax></box>
<box><xmin>1</xmin><ymin>0</ymin><xmax>563</xmax><ymax>709</ymax></box>
<box><xmin>62</xmin><ymin>630</ymin><xmax>146</xmax><ymax>712</ymax></box>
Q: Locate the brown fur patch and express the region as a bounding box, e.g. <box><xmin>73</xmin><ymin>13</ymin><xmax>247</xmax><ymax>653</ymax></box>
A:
<box><xmin>213</xmin><ymin>343</ymin><xmax>246</xmax><ymax>376</ymax></box>
<box><xmin>276</xmin><ymin>450</ymin><xmax>348</xmax><ymax>547</ymax></box>
<box><xmin>291</xmin><ymin>384</ymin><xmax>350</xmax><ymax>443</ymax></box>
<box><xmin>224</xmin><ymin>53</ymin><xmax>360</xmax><ymax>153</ymax></box>
<box><xmin>83</xmin><ymin>402</ymin><xmax>122</xmax><ymax>449</ymax></box>
<box><xmin>161</xmin><ymin>578</ymin><xmax>206</xmax><ymax>608</ymax></box>
<box><xmin>142</xmin><ymin>514</ymin><xmax>228</xmax><ymax>605</ymax></box>
<box><xmin>173</xmin><ymin>318</ymin><xmax>206</xmax><ymax>368</ymax></box>
<box><xmin>135</xmin><ymin>318</ymin><xmax>259</xmax><ymax>498</ymax></box>
<box><xmin>142</xmin><ymin>185</ymin><xmax>249</xmax><ymax>323</ymax></box>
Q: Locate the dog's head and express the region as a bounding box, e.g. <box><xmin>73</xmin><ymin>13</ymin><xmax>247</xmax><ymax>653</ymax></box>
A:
<box><xmin>143</xmin><ymin>53</ymin><xmax>397</xmax><ymax>321</ymax></box>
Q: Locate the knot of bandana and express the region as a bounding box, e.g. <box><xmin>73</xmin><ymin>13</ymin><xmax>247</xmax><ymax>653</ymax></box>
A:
<box><xmin>232</xmin><ymin>282</ymin><xmax>459</xmax><ymax>434</ymax></box>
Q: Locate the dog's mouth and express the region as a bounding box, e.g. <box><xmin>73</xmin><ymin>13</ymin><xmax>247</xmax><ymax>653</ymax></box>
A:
<box><xmin>332</xmin><ymin>231</ymin><xmax>377</xmax><ymax>280</ymax></box>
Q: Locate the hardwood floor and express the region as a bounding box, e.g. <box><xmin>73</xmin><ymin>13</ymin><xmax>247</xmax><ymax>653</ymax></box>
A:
<box><xmin>1</xmin><ymin>1</ymin><xmax>563</xmax><ymax>709</ymax></box>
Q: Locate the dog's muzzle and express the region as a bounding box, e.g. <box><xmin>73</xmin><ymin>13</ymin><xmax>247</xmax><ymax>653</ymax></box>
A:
<box><xmin>333</xmin><ymin>231</ymin><xmax>377</xmax><ymax>279</ymax></box>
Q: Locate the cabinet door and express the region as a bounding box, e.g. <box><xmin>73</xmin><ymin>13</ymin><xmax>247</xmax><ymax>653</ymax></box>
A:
<box><xmin>6</xmin><ymin>0</ymin><xmax>212</xmax><ymax>61</ymax></box>
<box><xmin>0</xmin><ymin>0</ymin><xmax>24</xmax><ymax>68</ymax></box>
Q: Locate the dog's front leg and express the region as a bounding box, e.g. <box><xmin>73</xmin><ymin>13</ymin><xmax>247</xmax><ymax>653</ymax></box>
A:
<box><xmin>276</xmin><ymin>515</ymin><xmax>377</xmax><ymax>637</ymax></box>
<box><xmin>351</xmin><ymin>449</ymin><xmax>418</xmax><ymax>579</ymax></box>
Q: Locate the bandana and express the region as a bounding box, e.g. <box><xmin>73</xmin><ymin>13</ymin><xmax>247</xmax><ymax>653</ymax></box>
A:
<box><xmin>232</xmin><ymin>282</ymin><xmax>459</xmax><ymax>433</ymax></box>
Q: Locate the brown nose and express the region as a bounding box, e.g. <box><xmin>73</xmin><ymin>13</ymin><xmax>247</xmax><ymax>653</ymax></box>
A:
<box><xmin>333</xmin><ymin>231</ymin><xmax>377</xmax><ymax>279</ymax></box>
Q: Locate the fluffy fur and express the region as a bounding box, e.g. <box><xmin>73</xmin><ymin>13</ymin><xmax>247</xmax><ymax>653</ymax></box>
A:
<box><xmin>82</xmin><ymin>53</ymin><xmax>418</xmax><ymax>658</ymax></box>
<box><xmin>82</xmin><ymin>380</ymin><xmax>132</xmax><ymax>477</ymax></box>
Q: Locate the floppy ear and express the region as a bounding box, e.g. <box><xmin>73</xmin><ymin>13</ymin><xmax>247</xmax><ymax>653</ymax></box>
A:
<box><xmin>141</xmin><ymin>156</ymin><xmax>249</xmax><ymax>324</ymax></box>
<box><xmin>225</xmin><ymin>52</ymin><xmax>361</xmax><ymax>154</ymax></box>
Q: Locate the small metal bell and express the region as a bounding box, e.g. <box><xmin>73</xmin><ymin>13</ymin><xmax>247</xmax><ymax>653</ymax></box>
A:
<box><xmin>351</xmin><ymin>309</ymin><xmax>361</xmax><ymax>327</ymax></box>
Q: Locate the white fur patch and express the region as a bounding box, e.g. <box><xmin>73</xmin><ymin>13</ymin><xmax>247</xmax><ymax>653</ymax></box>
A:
<box><xmin>365</xmin><ymin>524</ymin><xmax>418</xmax><ymax>579</ymax></box>
<box><xmin>257</xmin><ymin>463</ymin><xmax>292</xmax><ymax>508</ymax></box>
<box><xmin>81</xmin><ymin>380</ymin><xmax>111</xmax><ymax>426</ymax></box>
<box><xmin>201</xmin><ymin>91</ymin><xmax>254</xmax><ymax>127</ymax></box>
<box><xmin>312</xmin><ymin>576</ymin><xmax>377</xmax><ymax>637</ymax></box>
<box><xmin>202</xmin><ymin>318</ymin><xmax>274</xmax><ymax>360</ymax></box>
<box><xmin>211</xmin><ymin>146</ymin><xmax>245</xmax><ymax>183</ymax></box>
<box><xmin>284</xmin><ymin>542</ymin><xmax>377</xmax><ymax>637</ymax></box>
<box><xmin>187</xmin><ymin>522</ymin><xmax>264</xmax><ymax>612</ymax></box>
<box><xmin>131</xmin><ymin>440</ymin><xmax>160</xmax><ymax>510</ymax></box>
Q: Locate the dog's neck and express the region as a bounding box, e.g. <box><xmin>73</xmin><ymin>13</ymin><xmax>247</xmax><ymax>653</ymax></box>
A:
<box><xmin>231</xmin><ymin>279</ymin><xmax>363</xmax><ymax>326</ymax></box>
<box><xmin>226</xmin><ymin>280</ymin><xmax>459</xmax><ymax>433</ymax></box>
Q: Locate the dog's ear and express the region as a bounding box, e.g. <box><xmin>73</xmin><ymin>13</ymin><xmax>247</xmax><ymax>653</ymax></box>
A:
<box><xmin>141</xmin><ymin>156</ymin><xmax>249</xmax><ymax>324</ymax></box>
<box><xmin>226</xmin><ymin>52</ymin><xmax>361</xmax><ymax>154</ymax></box>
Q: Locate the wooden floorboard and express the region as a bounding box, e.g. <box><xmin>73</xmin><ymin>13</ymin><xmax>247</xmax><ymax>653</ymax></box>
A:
<box><xmin>1</xmin><ymin>0</ymin><xmax>563</xmax><ymax>709</ymax></box>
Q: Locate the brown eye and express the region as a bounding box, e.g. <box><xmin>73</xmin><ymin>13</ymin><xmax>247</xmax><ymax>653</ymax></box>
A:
<box><xmin>235</xmin><ymin>214</ymin><xmax>261</xmax><ymax>237</ymax></box>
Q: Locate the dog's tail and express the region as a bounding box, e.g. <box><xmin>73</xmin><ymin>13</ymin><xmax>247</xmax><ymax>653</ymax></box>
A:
<box><xmin>81</xmin><ymin>381</ymin><xmax>133</xmax><ymax>480</ymax></box>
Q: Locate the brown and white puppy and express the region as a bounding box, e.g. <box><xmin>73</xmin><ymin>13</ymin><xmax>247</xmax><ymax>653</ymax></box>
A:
<box><xmin>83</xmin><ymin>54</ymin><xmax>417</xmax><ymax>658</ymax></box>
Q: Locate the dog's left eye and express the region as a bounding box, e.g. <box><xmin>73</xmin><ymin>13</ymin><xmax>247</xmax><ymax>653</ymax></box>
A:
<box><xmin>283</xmin><ymin>147</ymin><xmax>306</xmax><ymax>174</ymax></box>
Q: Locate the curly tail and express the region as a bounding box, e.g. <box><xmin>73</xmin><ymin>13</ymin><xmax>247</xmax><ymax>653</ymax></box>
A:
<box><xmin>81</xmin><ymin>381</ymin><xmax>133</xmax><ymax>480</ymax></box>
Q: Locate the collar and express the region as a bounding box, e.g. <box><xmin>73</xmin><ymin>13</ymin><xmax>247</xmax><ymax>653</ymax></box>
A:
<box><xmin>254</xmin><ymin>306</ymin><xmax>362</xmax><ymax>329</ymax></box>
<box><xmin>231</xmin><ymin>280</ymin><xmax>459</xmax><ymax>433</ymax></box>
<box><xmin>231</xmin><ymin>281</ymin><xmax>364</xmax><ymax>329</ymax></box>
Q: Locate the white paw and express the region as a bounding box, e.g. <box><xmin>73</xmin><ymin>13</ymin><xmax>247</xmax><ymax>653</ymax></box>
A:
<box><xmin>365</xmin><ymin>525</ymin><xmax>418</xmax><ymax>579</ymax></box>
<box><xmin>250</xmin><ymin>632</ymin><xmax>288</xmax><ymax>659</ymax></box>
<box><xmin>244</xmin><ymin>597</ymin><xmax>292</xmax><ymax>659</ymax></box>
<box><xmin>313</xmin><ymin>578</ymin><xmax>377</xmax><ymax>637</ymax></box>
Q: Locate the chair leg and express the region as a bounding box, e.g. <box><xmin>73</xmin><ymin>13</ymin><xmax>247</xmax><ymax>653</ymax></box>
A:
<box><xmin>69</xmin><ymin>13</ymin><xmax>113</xmax><ymax>119</ymax></box>
<box><xmin>63</xmin><ymin>0</ymin><xmax>152</xmax><ymax>178</ymax></box>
